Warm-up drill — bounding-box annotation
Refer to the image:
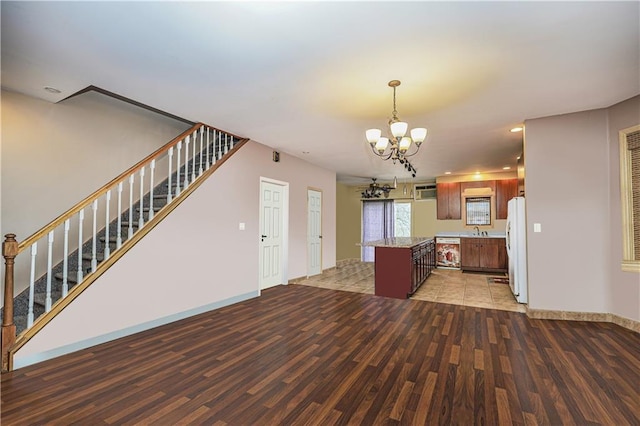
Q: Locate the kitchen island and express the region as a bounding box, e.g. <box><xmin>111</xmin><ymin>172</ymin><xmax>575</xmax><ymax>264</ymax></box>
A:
<box><xmin>364</xmin><ymin>237</ymin><xmax>436</xmax><ymax>299</ymax></box>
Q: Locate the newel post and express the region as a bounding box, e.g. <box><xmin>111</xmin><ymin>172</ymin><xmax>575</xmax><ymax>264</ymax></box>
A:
<box><xmin>2</xmin><ymin>234</ymin><xmax>18</xmax><ymax>372</ymax></box>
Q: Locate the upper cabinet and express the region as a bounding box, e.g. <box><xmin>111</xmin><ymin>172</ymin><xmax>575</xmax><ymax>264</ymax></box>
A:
<box><xmin>495</xmin><ymin>179</ymin><xmax>518</xmax><ymax>220</ymax></box>
<box><xmin>436</xmin><ymin>182</ymin><xmax>461</xmax><ymax>220</ymax></box>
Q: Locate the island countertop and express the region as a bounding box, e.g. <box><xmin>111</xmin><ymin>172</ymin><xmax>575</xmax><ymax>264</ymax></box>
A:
<box><xmin>435</xmin><ymin>232</ymin><xmax>506</xmax><ymax>239</ymax></box>
<box><xmin>362</xmin><ymin>237</ymin><xmax>434</xmax><ymax>248</ymax></box>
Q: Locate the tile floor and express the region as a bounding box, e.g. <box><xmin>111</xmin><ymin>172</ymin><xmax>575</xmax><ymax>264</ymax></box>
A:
<box><xmin>293</xmin><ymin>259</ymin><xmax>527</xmax><ymax>313</ymax></box>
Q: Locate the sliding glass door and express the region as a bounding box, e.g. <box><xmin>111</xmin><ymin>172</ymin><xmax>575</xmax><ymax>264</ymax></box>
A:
<box><xmin>361</xmin><ymin>200</ymin><xmax>394</xmax><ymax>262</ymax></box>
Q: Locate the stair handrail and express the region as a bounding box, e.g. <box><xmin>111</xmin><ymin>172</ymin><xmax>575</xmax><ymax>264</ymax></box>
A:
<box><xmin>2</xmin><ymin>121</ymin><xmax>249</xmax><ymax>371</ymax></box>
<box><xmin>15</xmin><ymin>123</ymin><xmax>244</xmax><ymax>253</ymax></box>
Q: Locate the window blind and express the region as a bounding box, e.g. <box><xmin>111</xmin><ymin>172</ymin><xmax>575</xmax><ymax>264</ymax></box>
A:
<box><xmin>627</xmin><ymin>130</ymin><xmax>640</xmax><ymax>260</ymax></box>
<box><xmin>465</xmin><ymin>197</ymin><xmax>491</xmax><ymax>226</ymax></box>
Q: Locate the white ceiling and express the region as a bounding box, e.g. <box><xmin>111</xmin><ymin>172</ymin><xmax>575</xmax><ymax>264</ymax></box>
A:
<box><xmin>2</xmin><ymin>1</ymin><xmax>639</xmax><ymax>185</ymax></box>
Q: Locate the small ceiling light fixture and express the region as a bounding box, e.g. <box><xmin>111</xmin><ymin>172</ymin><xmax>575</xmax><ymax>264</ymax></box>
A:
<box><xmin>44</xmin><ymin>86</ymin><xmax>61</xmax><ymax>94</ymax></box>
<box><xmin>444</xmin><ymin>171</ymin><xmax>452</xmax><ymax>175</ymax></box>
<box><xmin>365</xmin><ymin>80</ymin><xmax>427</xmax><ymax>178</ymax></box>
<box><xmin>510</xmin><ymin>126</ymin><xmax>523</xmax><ymax>133</ymax></box>
<box><xmin>503</xmin><ymin>166</ymin><xmax>511</xmax><ymax>170</ymax></box>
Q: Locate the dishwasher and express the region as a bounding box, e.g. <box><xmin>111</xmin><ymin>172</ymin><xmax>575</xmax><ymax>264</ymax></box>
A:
<box><xmin>435</xmin><ymin>237</ymin><xmax>461</xmax><ymax>269</ymax></box>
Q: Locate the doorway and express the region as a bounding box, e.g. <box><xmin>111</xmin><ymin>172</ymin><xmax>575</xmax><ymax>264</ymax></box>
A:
<box><xmin>259</xmin><ymin>178</ymin><xmax>289</xmax><ymax>290</ymax></box>
<box><xmin>307</xmin><ymin>188</ymin><xmax>322</xmax><ymax>277</ymax></box>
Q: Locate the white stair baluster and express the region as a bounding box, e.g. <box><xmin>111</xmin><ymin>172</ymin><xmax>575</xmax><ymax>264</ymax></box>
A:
<box><xmin>27</xmin><ymin>243</ymin><xmax>37</xmax><ymax>327</ymax></box>
<box><xmin>116</xmin><ymin>182</ymin><xmax>123</xmax><ymax>249</ymax></box>
<box><xmin>62</xmin><ymin>219</ymin><xmax>70</xmax><ymax>297</ymax></box>
<box><xmin>192</xmin><ymin>129</ymin><xmax>197</xmax><ymax>183</ymax></box>
<box><xmin>176</xmin><ymin>141</ymin><xmax>182</xmax><ymax>197</ymax></box>
<box><xmin>45</xmin><ymin>231</ymin><xmax>54</xmax><ymax>311</ymax></box>
<box><xmin>149</xmin><ymin>159</ymin><xmax>156</xmax><ymax>220</ymax></box>
<box><xmin>184</xmin><ymin>135</ymin><xmax>190</xmax><ymax>189</ymax></box>
<box><xmin>167</xmin><ymin>147</ymin><xmax>174</xmax><ymax>203</ymax></box>
<box><xmin>224</xmin><ymin>133</ymin><xmax>229</xmax><ymax>155</ymax></box>
<box><xmin>91</xmin><ymin>199</ymin><xmax>98</xmax><ymax>272</ymax></box>
<box><xmin>198</xmin><ymin>126</ymin><xmax>204</xmax><ymax>177</ymax></box>
<box><xmin>206</xmin><ymin>127</ymin><xmax>210</xmax><ymax>170</ymax></box>
<box><xmin>138</xmin><ymin>166</ymin><xmax>145</xmax><ymax>229</ymax></box>
<box><xmin>128</xmin><ymin>174</ymin><xmax>134</xmax><ymax>239</ymax></box>
<box><xmin>77</xmin><ymin>209</ymin><xmax>84</xmax><ymax>284</ymax></box>
<box><xmin>104</xmin><ymin>190</ymin><xmax>111</xmax><ymax>259</ymax></box>
<box><xmin>217</xmin><ymin>130</ymin><xmax>222</xmax><ymax>161</ymax></box>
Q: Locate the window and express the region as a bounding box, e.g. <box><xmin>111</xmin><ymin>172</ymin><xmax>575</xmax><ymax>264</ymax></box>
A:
<box><xmin>465</xmin><ymin>197</ymin><xmax>491</xmax><ymax>226</ymax></box>
<box><xmin>394</xmin><ymin>202</ymin><xmax>412</xmax><ymax>237</ymax></box>
<box><xmin>619</xmin><ymin>125</ymin><xmax>640</xmax><ymax>272</ymax></box>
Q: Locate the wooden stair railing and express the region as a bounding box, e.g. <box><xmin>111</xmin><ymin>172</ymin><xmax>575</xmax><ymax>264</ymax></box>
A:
<box><xmin>1</xmin><ymin>122</ymin><xmax>249</xmax><ymax>371</ymax></box>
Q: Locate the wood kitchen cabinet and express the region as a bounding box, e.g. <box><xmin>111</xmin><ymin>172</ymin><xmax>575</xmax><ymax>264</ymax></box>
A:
<box><xmin>436</xmin><ymin>182</ymin><xmax>461</xmax><ymax>220</ymax></box>
<box><xmin>460</xmin><ymin>237</ymin><xmax>507</xmax><ymax>273</ymax></box>
<box><xmin>495</xmin><ymin>179</ymin><xmax>518</xmax><ymax>220</ymax></box>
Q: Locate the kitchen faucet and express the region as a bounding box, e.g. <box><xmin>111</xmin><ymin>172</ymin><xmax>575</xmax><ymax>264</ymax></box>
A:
<box><xmin>473</xmin><ymin>226</ymin><xmax>480</xmax><ymax>236</ymax></box>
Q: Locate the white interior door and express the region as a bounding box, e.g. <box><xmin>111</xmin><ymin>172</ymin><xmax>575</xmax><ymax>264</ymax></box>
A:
<box><xmin>307</xmin><ymin>189</ymin><xmax>322</xmax><ymax>276</ymax></box>
<box><xmin>260</xmin><ymin>180</ymin><xmax>285</xmax><ymax>289</ymax></box>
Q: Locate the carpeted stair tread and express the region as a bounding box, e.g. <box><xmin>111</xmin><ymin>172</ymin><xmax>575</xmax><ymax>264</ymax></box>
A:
<box><xmin>136</xmin><ymin>206</ymin><xmax>163</xmax><ymax>213</ymax></box>
<box><xmin>100</xmin><ymin>235</ymin><xmax>127</xmax><ymax>244</ymax></box>
<box><xmin>120</xmin><ymin>221</ymin><xmax>139</xmax><ymax>228</ymax></box>
<box><xmin>14</xmin><ymin>315</ymin><xmax>28</xmax><ymax>333</ymax></box>
<box><xmin>54</xmin><ymin>272</ymin><xmax>80</xmax><ymax>284</ymax></box>
<box><xmin>82</xmin><ymin>253</ymin><xmax>105</xmax><ymax>262</ymax></box>
<box><xmin>33</xmin><ymin>290</ymin><xmax>63</xmax><ymax>307</ymax></box>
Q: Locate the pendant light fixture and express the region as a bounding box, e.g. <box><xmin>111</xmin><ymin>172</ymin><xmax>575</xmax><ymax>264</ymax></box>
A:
<box><xmin>365</xmin><ymin>80</ymin><xmax>427</xmax><ymax>177</ymax></box>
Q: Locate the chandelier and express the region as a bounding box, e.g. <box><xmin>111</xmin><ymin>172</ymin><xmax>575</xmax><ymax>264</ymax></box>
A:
<box><xmin>365</xmin><ymin>80</ymin><xmax>427</xmax><ymax>177</ymax></box>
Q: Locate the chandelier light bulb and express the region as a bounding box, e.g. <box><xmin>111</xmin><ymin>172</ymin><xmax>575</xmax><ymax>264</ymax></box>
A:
<box><xmin>375</xmin><ymin>137</ymin><xmax>389</xmax><ymax>154</ymax></box>
<box><xmin>366</xmin><ymin>128</ymin><xmax>382</xmax><ymax>144</ymax></box>
<box><xmin>390</xmin><ymin>121</ymin><xmax>408</xmax><ymax>138</ymax></box>
<box><xmin>399</xmin><ymin>136</ymin><xmax>412</xmax><ymax>152</ymax></box>
<box><xmin>411</xmin><ymin>128</ymin><xmax>427</xmax><ymax>144</ymax></box>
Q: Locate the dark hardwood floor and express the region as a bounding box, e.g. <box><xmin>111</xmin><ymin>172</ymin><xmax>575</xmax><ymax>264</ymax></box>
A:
<box><xmin>2</xmin><ymin>284</ymin><xmax>639</xmax><ymax>425</ymax></box>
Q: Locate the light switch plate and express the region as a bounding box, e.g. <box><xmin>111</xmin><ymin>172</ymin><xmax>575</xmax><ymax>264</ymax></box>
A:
<box><xmin>239</xmin><ymin>222</ymin><xmax>245</xmax><ymax>231</ymax></box>
<box><xmin>533</xmin><ymin>223</ymin><xmax>542</xmax><ymax>233</ymax></box>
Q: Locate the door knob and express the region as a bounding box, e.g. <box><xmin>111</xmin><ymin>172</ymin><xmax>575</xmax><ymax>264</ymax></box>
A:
<box><xmin>319</xmin><ymin>235</ymin><xmax>322</xmax><ymax>239</ymax></box>
<box><xmin>261</xmin><ymin>234</ymin><xmax>267</xmax><ymax>242</ymax></box>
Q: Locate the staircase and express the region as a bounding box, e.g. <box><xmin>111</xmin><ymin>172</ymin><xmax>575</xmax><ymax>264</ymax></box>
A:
<box><xmin>2</xmin><ymin>123</ymin><xmax>248</xmax><ymax>371</ymax></box>
<box><xmin>9</xmin><ymin>166</ymin><xmax>201</xmax><ymax>334</ymax></box>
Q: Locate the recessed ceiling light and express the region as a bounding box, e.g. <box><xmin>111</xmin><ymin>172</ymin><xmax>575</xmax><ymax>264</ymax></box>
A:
<box><xmin>444</xmin><ymin>171</ymin><xmax>451</xmax><ymax>175</ymax></box>
<box><xmin>503</xmin><ymin>166</ymin><xmax>511</xmax><ymax>170</ymax></box>
<box><xmin>44</xmin><ymin>86</ymin><xmax>61</xmax><ymax>94</ymax></box>
<box><xmin>510</xmin><ymin>127</ymin><xmax>523</xmax><ymax>133</ymax></box>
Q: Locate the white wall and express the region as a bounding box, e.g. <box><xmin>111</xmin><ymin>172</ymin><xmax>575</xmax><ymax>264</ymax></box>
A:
<box><xmin>525</xmin><ymin>95</ymin><xmax>640</xmax><ymax>322</ymax></box>
<box><xmin>1</xmin><ymin>89</ymin><xmax>191</xmax><ymax>302</ymax></box>
<box><xmin>14</xmin><ymin>140</ymin><xmax>336</xmax><ymax>367</ymax></box>
<box><xmin>607</xmin><ymin>96</ymin><xmax>640</xmax><ymax>322</ymax></box>
<box><xmin>525</xmin><ymin>109</ymin><xmax>611</xmax><ymax>314</ymax></box>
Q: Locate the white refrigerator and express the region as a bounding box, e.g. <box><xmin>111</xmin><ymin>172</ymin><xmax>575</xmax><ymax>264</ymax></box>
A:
<box><xmin>506</xmin><ymin>197</ymin><xmax>528</xmax><ymax>303</ymax></box>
